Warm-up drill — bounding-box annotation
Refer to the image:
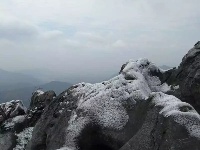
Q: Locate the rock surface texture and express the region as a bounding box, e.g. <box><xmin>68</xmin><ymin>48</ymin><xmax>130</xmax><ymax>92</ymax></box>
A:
<box><xmin>27</xmin><ymin>58</ymin><xmax>200</xmax><ymax>150</ymax></box>
<box><xmin>1</xmin><ymin>43</ymin><xmax>200</xmax><ymax>150</ymax></box>
<box><xmin>27</xmin><ymin>90</ymin><xmax>56</xmax><ymax>126</ymax></box>
<box><xmin>0</xmin><ymin>90</ymin><xmax>55</xmax><ymax>150</ymax></box>
<box><xmin>120</xmin><ymin>92</ymin><xmax>200</xmax><ymax>150</ymax></box>
<box><xmin>176</xmin><ymin>44</ymin><xmax>200</xmax><ymax>112</ymax></box>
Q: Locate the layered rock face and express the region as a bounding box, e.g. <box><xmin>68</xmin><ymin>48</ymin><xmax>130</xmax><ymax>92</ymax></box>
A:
<box><xmin>27</xmin><ymin>59</ymin><xmax>200</xmax><ymax>150</ymax></box>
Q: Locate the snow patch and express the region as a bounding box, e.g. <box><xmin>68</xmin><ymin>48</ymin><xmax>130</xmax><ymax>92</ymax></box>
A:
<box><xmin>62</xmin><ymin>58</ymin><xmax>172</xmax><ymax>149</ymax></box>
<box><xmin>35</xmin><ymin>90</ymin><xmax>44</xmax><ymax>96</ymax></box>
<box><xmin>13</xmin><ymin>127</ymin><xmax>34</xmax><ymax>150</ymax></box>
<box><xmin>151</xmin><ymin>92</ymin><xmax>200</xmax><ymax>139</ymax></box>
<box><xmin>4</xmin><ymin>115</ymin><xmax>26</xmax><ymax>129</ymax></box>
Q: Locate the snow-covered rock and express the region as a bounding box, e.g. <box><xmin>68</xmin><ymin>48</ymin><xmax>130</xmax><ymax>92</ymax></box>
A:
<box><xmin>27</xmin><ymin>58</ymin><xmax>200</xmax><ymax>150</ymax></box>
<box><xmin>120</xmin><ymin>92</ymin><xmax>200</xmax><ymax>150</ymax></box>
<box><xmin>13</xmin><ymin>127</ymin><xmax>34</xmax><ymax>150</ymax></box>
<box><xmin>0</xmin><ymin>100</ymin><xmax>26</xmax><ymax>125</ymax></box>
<box><xmin>1</xmin><ymin>49</ymin><xmax>200</xmax><ymax>150</ymax></box>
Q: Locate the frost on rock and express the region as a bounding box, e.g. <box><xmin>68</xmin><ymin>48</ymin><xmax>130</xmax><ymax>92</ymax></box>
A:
<box><xmin>34</xmin><ymin>90</ymin><xmax>44</xmax><ymax>96</ymax></box>
<box><xmin>61</xmin><ymin>58</ymin><xmax>171</xmax><ymax>149</ymax></box>
<box><xmin>3</xmin><ymin>115</ymin><xmax>26</xmax><ymax>129</ymax></box>
<box><xmin>0</xmin><ymin>100</ymin><xmax>26</xmax><ymax>124</ymax></box>
<box><xmin>57</xmin><ymin>147</ymin><xmax>74</xmax><ymax>150</ymax></box>
<box><xmin>13</xmin><ymin>127</ymin><xmax>34</xmax><ymax>150</ymax></box>
<box><xmin>151</xmin><ymin>92</ymin><xmax>200</xmax><ymax>139</ymax></box>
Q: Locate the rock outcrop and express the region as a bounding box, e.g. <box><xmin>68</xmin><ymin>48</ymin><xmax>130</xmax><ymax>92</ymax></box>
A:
<box><xmin>27</xmin><ymin>90</ymin><xmax>56</xmax><ymax>126</ymax></box>
<box><xmin>1</xmin><ymin>43</ymin><xmax>200</xmax><ymax>150</ymax></box>
<box><xmin>27</xmin><ymin>58</ymin><xmax>200</xmax><ymax>150</ymax></box>
<box><xmin>0</xmin><ymin>100</ymin><xmax>26</xmax><ymax>125</ymax></box>
<box><xmin>0</xmin><ymin>90</ymin><xmax>56</xmax><ymax>150</ymax></box>
<box><xmin>0</xmin><ymin>100</ymin><xmax>27</xmax><ymax>150</ymax></box>
<box><xmin>176</xmin><ymin>43</ymin><xmax>200</xmax><ymax>112</ymax></box>
<box><xmin>154</xmin><ymin>42</ymin><xmax>200</xmax><ymax>113</ymax></box>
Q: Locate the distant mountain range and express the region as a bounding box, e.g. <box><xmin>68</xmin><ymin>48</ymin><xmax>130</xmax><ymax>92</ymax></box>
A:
<box><xmin>159</xmin><ymin>65</ymin><xmax>172</xmax><ymax>70</ymax></box>
<box><xmin>0</xmin><ymin>68</ymin><xmax>72</xmax><ymax>106</ymax></box>
<box><xmin>0</xmin><ymin>69</ymin><xmax>43</xmax><ymax>91</ymax></box>
<box><xmin>0</xmin><ymin>65</ymin><xmax>172</xmax><ymax>106</ymax></box>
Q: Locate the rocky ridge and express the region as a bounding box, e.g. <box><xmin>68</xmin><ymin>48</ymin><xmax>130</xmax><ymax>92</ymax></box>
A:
<box><xmin>0</xmin><ymin>43</ymin><xmax>200</xmax><ymax>150</ymax></box>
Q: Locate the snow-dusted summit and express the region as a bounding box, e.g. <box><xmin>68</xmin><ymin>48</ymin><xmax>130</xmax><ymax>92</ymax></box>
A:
<box><xmin>26</xmin><ymin>58</ymin><xmax>200</xmax><ymax>150</ymax></box>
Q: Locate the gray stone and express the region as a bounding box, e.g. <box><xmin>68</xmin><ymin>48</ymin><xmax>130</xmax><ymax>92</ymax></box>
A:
<box><xmin>27</xmin><ymin>59</ymin><xmax>200</xmax><ymax>150</ymax></box>
<box><xmin>0</xmin><ymin>132</ymin><xmax>17</xmax><ymax>150</ymax></box>
<box><xmin>176</xmin><ymin>43</ymin><xmax>200</xmax><ymax>112</ymax></box>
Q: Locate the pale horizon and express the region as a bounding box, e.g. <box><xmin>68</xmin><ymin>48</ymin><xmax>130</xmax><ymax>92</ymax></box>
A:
<box><xmin>0</xmin><ymin>0</ymin><xmax>199</xmax><ymax>82</ymax></box>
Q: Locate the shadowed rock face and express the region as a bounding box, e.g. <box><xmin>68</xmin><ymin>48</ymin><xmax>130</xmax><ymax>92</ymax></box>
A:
<box><xmin>27</xmin><ymin>58</ymin><xmax>200</xmax><ymax>150</ymax></box>
<box><xmin>176</xmin><ymin>44</ymin><xmax>200</xmax><ymax>113</ymax></box>
<box><xmin>153</xmin><ymin>42</ymin><xmax>200</xmax><ymax>113</ymax></box>
<box><xmin>27</xmin><ymin>90</ymin><xmax>56</xmax><ymax>126</ymax></box>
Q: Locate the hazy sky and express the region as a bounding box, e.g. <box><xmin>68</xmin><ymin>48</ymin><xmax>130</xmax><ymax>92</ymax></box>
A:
<box><xmin>0</xmin><ymin>0</ymin><xmax>200</xmax><ymax>82</ymax></box>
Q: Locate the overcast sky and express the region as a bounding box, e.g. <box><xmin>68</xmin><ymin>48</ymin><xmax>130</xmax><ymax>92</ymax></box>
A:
<box><xmin>0</xmin><ymin>0</ymin><xmax>199</xmax><ymax>82</ymax></box>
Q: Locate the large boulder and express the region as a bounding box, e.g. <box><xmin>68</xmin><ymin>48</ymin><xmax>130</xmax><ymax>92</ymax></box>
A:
<box><xmin>176</xmin><ymin>42</ymin><xmax>200</xmax><ymax>112</ymax></box>
<box><xmin>27</xmin><ymin>90</ymin><xmax>56</xmax><ymax>126</ymax></box>
<box><xmin>29</xmin><ymin>90</ymin><xmax>56</xmax><ymax>109</ymax></box>
<box><xmin>27</xmin><ymin>58</ymin><xmax>200</xmax><ymax>150</ymax></box>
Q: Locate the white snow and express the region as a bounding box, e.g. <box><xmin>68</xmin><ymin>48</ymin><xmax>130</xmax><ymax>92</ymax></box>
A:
<box><xmin>173</xmin><ymin>85</ymin><xmax>179</xmax><ymax>90</ymax></box>
<box><xmin>4</xmin><ymin>58</ymin><xmax>196</xmax><ymax>150</ymax></box>
<box><xmin>4</xmin><ymin>115</ymin><xmax>26</xmax><ymax>129</ymax></box>
<box><xmin>13</xmin><ymin>127</ymin><xmax>34</xmax><ymax>150</ymax></box>
<box><xmin>10</xmin><ymin>101</ymin><xmax>27</xmax><ymax>117</ymax></box>
<box><xmin>151</xmin><ymin>92</ymin><xmax>200</xmax><ymax>139</ymax></box>
<box><xmin>61</xmin><ymin>58</ymin><xmax>171</xmax><ymax>149</ymax></box>
<box><xmin>35</xmin><ymin>90</ymin><xmax>44</xmax><ymax>96</ymax></box>
<box><xmin>12</xmin><ymin>115</ymin><xmax>26</xmax><ymax>123</ymax></box>
<box><xmin>0</xmin><ymin>100</ymin><xmax>26</xmax><ymax>123</ymax></box>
